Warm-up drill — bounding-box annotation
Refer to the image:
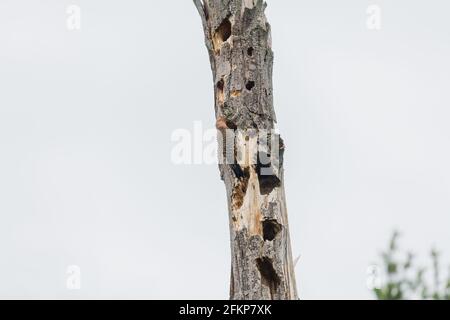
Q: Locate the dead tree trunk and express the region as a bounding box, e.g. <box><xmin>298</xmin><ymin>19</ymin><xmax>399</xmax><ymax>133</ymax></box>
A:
<box><xmin>193</xmin><ymin>0</ymin><xmax>298</xmax><ymax>300</ymax></box>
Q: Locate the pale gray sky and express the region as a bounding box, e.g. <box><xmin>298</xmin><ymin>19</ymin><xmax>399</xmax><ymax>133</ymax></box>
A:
<box><xmin>0</xmin><ymin>0</ymin><xmax>449</xmax><ymax>299</ymax></box>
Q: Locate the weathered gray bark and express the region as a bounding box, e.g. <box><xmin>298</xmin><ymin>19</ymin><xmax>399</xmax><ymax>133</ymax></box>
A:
<box><xmin>194</xmin><ymin>0</ymin><xmax>298</xmax><ymax>300</ymax></box>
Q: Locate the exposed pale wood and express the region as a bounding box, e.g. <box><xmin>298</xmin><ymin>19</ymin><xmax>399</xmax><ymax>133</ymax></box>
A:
<box><xmin>193</xmin><ymin>0</ymin><xmax>298</xmax><ymax>300</ymax></box>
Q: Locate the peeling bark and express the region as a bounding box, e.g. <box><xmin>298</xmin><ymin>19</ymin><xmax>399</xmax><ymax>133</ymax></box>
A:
<box><xmin>193</xmin><ymin>0</ymin><xmax>298</xmax><ymax>300</ymax></box>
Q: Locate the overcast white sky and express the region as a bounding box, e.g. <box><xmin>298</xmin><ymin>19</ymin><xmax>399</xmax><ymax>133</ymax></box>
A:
<box><xmin>0</xmin><ymin>0</ymin><xmax>449</xmax><ymax>299</ymax></box>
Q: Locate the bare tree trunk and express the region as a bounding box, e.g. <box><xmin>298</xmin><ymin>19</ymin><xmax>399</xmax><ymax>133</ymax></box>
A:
<box><xmin>193</xmin><ymin>0</ymin><xmax>298</xmax><ymax>300</ymax></box>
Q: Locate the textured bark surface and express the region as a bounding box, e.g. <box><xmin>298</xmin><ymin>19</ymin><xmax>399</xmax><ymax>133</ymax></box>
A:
<box><xmin>194</xmin><ymin>0</ymin><xmax>298</xmax><ymax>300</ymax></box>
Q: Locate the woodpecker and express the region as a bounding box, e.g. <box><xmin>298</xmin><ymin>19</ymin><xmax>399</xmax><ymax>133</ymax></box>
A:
<box><xmin>215</xmin><ymin>116</ymin><xmax>245</xmax><ymax>179</ymax></box>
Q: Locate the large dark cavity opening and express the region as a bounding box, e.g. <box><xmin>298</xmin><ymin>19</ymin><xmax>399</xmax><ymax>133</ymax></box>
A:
<box><xmin>256</xmin><ymin>257</ymin><xmax>281</xmax><ymax>298</ymax></box>
<box><xmin>262</xmin><ymin>219</ymin><xmax>282</xmax><ymax>241</ymax></box>
<box><xmin>256</xmin><ymin>151</ymin><xmax>281</xmax><ymax>195</ymax></box>
<box><xmin>213</xmin><ymin>18</ymin><xmax>232</xmax><ymax>49</ymax></box>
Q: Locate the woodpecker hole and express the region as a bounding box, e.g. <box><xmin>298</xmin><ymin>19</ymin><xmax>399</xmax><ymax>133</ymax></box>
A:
<box><xmin>262</xmin><ymin>219</ymin><xmax>282</xmax><ymax>241</ymax></box>
<box><xmin>213</xmin><ymin>18</ymin><xmax>232</xmax><ymax>52</ymax></box>
<box><xmin>256</xmin><ymin>151</ymin><xmax>281</xmax><ymax>195</ymax></box>
<box><xmin>256</xmin><ymin>257</ymin><xmax>281</xmax><ymax>298</ymax></box>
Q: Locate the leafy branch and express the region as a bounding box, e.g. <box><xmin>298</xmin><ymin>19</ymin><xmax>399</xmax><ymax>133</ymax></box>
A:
<box><xmin>372</xmin><ymin>231</ymin><xmax>450</xmax><ymax>300</ymax></box>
